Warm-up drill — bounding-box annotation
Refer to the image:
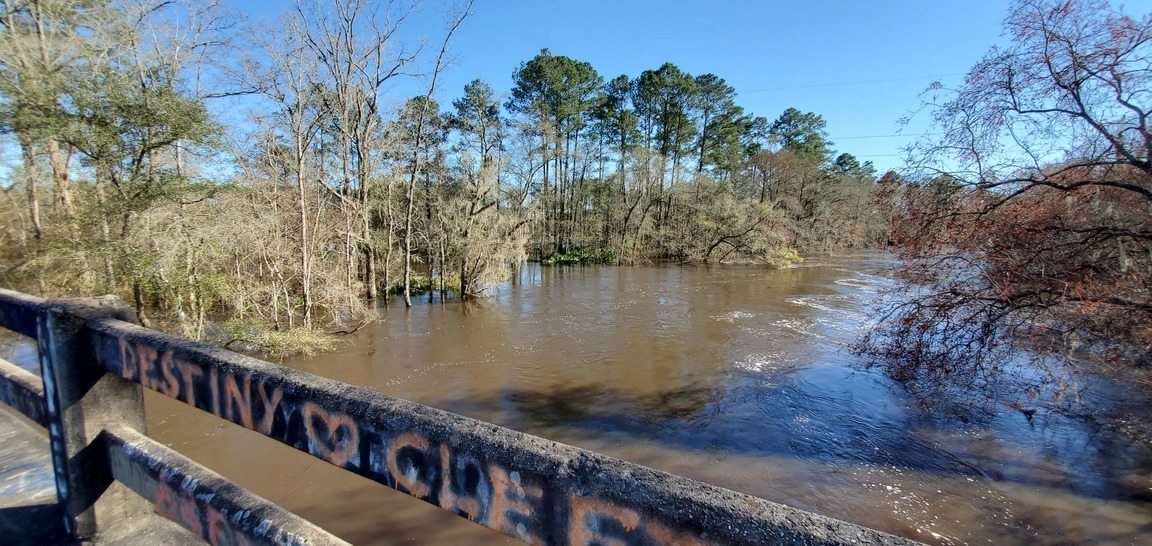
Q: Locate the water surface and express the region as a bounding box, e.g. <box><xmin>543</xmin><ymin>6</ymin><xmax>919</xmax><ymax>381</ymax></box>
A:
<box><xmin>14</xmin><ymin>254</ymin><xmax>1152</xmax><ymax>544</ymax></box>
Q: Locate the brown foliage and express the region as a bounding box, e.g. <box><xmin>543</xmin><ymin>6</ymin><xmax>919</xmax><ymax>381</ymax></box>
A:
<box><xmin>862</xmin><ymin>0</ymin><xmax>1152</xmax><ymax>407</ymax></box>
<box><xmin>875</xmin><ymin>166</ymin><xmax>1150</xmax><ymax>384</ymax></box>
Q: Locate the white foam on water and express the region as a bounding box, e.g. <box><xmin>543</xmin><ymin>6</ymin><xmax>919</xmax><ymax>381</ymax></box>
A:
<box><xmin>834</xmin><ymin>277</ymin><xmax>878</xmax><ymax>290</ymax></box>
<box><xmin>712</xmin><ymin>310</ymin><xmax>756</xmax><ymax>323</ymax></box>
<box><xmin>734</xmin><ymin>351</ymin><xmax>787</xmax><ymax>372</ymax></box>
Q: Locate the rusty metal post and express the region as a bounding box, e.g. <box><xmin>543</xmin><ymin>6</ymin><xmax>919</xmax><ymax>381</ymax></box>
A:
<box><xmin>36</xmin><ymin>296</ymin><xmax>148</xmax><ymax>540</ymax></box>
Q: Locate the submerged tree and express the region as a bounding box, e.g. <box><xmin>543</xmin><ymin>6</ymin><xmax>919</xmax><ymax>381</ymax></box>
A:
<box><xmin>860</xmin><ymin>0</ymin><xmax>1152</xmax><ymax>407</ymax></box>
<box><xmin>296</xmin><ymin>0</ymin><xmax>418</xmax><ymax>302</ymax></box>
<box><xmin>444</xmin><ymin>79</ymin><xmax>529</xmax><ymax>298</ymax></box>
<box><xmin>400</xmin><ymin>1</ymin><xmax>471</xmax><ymax>307</ymax></box>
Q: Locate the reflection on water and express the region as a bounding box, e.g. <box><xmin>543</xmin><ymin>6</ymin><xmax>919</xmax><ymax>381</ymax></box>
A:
<box><xmin>7</xmin><ymin>254</ymin><xmax>1152</xmax><ymax>544</ymax></box>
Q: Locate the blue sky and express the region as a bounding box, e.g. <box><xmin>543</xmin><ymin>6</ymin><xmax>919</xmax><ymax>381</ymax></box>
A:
<box><xmin>436</xmin><ymin>0</ymin><xmax>1013</xmax><ymax>173</ymax></box>
<box><xmin>0</xmin><ymin>1</ymin><xmax>1107</xmax><ymax>180</ymax></box>
<box><xmin>231</xmin><ymin>0</ymin><xmax>1024</xmax><ymax>173</ymax></box>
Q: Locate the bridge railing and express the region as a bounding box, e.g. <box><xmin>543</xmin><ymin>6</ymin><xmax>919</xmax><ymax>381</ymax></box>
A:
<box><xmin>0</xmin><ymin>288</ymin><xmax>918</xmax><ymax>546</ymax></box>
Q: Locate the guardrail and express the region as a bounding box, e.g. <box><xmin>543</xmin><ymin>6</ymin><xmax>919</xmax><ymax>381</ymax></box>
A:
<box><xmin>0</xmin><ymin>288</ymin><xmax>919</xmax><ymax>545</ymax></box>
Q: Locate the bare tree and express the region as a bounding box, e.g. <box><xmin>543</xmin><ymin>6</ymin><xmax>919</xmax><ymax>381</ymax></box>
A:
<box><xmin>401</xmin><ymin>0</ymin><xmax>472</xmax><ymax>307</ymax></box>
<box><xmin>861</xmin><ymin>0</ymin><xmax>1152</xmax><ymax>408</ymax></box>
<box><xmin>297</xmin><ymin>0</ymin><xmax>417</xmax><ymax>301</ymax></box>
<box><xmin>242</xmin><ymin>14</ymin><xmax>330</xmax><ymax>328</ymax></box>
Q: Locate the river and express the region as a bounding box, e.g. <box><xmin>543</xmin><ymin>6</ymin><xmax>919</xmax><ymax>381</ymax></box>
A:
<box><xmin>8</xmin><ymin>253</ymin><xmax>1152</xmax><ymax>544</ymax></box>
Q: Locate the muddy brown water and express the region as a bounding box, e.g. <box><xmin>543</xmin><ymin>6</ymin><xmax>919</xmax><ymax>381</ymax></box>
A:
<box><xmin>6</xmin><ymin>254</ymin><xmax>1152</xmax><ymax>544</ymax></box>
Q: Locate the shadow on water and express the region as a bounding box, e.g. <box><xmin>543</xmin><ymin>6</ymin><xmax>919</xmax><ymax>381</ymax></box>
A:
<box><xmin>426</xmin><ymin>375</ymin><xmax>1152</xmax><ymax>505</ymax></box>
<box><xmin>436</xmin><ymin>384</ymin><xmax>971</xmax><ymax>471</ymax></box>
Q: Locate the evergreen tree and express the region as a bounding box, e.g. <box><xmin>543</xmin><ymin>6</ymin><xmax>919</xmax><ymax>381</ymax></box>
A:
<box><xmin>769</xmin><ymin>108</ymin><xmax>833</xmax><ymax>164</ymax></box>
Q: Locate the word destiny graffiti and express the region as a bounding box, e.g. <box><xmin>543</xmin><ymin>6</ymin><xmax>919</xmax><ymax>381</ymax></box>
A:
<box><xmin>99</xmin><ymin>335</ymin><xmax>707</xmax><ymax>546</ymax></box>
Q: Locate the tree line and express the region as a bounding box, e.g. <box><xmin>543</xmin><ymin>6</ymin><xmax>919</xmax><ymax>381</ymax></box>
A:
<box><xmin>0</xmin><ymin>0</ymin><xmax>892</xmax><ymax>351</ymax></box>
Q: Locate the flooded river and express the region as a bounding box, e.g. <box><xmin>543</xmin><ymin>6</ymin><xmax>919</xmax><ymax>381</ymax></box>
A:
<box><xmin>10</xmin><ymin>254</ymin><xmax>1152</xmax><ymax>544</ymax></box>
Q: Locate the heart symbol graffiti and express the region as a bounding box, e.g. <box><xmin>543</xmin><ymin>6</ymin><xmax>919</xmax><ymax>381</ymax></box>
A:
<box><xmin>302</xmin><ymin>401</ymin><xmax>360</xmax><ymax>468</ymax></box>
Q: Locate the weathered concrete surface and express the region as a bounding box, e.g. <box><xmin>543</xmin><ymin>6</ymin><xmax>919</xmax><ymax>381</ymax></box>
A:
<box><xmin>103</xmin><ymin>424</ymin><xmax>349</xmax><ymax>545</ymax></box>
<box><xmin>0</xmin><ymin>404</ymin><xmax>64</xmax><ymax>545</ymax></box>
<box><xmin>0</xmin><ymin>405</ymin><xmax>208</xmax><ymax>545</ymax></box>
<box><xmin>87</xmin><ymin>510</ymin><xmax>207</xmax><ymax>545</ymax></box>
<box><xmin>0</xmin><ymin>287</ymin><xmax>44</xmax><ymax>338</ymax></box>
<box><xmin>0</xmin><ymin>356</ymin><xmax>48</xmax><ymax>427</ymax></box>
<box><xmin>91</xmin><ymin>317</ymin><xmax>926</xmax><ymax>546</ymax></box>
<box><xmin>34</xmin><ymin>295</ymin><xmax>150</xmax><ymax>539</ymax></box>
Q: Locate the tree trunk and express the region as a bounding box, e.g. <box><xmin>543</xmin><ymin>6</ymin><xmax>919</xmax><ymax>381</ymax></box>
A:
<box><xmin>697</xmin><ymin>113</ymin><xmax>710</xmax><ymax>173</ymax></box>
<box><xmin>403</xmin><ymin>171</ymin><xmax>416</xmax><ymax>308</ymax></box>
<box><xmin>439</xmin><ymin>236</ymin><xmax>447</xmax><ymax>300</ymax></box>
<box><xmin>360</xmin><ymin>162</ymin><xmax>377</xmax><ymax>300</ymax></box>
<box><xmin>47</xmin><ymin>139</ymin><xmax>74</xmax><ymax>219</ymax></box>
<box><xmin>383</xmin><ymin>179</ymin><xmax>395</xmax><ymax>302</ymax></box>
<box><xmin>460</xmin><ymin>197</ymin><xmax>476</xmax><ymax>299</ymax></box>
<box><xmin>94</xmin><ymin>163</ymin><xmax>115</xmax><ymax>289</ymax></box>
<box><xmin>133</xmin><ymin>281</ymin><xmax>151</xmax><ymax>328</ymax></box>
<box><xmin>296</xmin><ymin>150</ymin><xmax>313</xmax><ymax>328</ymax></box>
<box><xmin>363</xmin><ymin>241</ymin><xmax>376</xmax><ymax>300</ymax></box>
<box><xmin>17</xmin><ymin>131</ymin><xmax>42</xmax><ymax>242</ymax></box>
<box><xmin>341</xmin><ymin>133</ymin><xmax>355</xmax><ymax>304</ymax></box>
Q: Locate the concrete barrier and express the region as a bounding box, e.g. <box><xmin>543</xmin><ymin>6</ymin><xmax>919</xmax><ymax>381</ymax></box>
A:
<box><xmin>0</xmin><ymin>358</ymin><xmax>47</xmax><ymax>427</ymax></box>
<box><xmin>102</xmin><ymin>424</ymin><xmax>347</xmax><ymax>545</ymax></box>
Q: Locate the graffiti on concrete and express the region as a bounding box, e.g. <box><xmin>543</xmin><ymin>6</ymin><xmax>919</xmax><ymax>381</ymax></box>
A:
<box><xmin>104</xmin><ymin>423</ymin><xmax>342</xmax><ymax>546</ymax></box>
<box><xmin>569</xmin><ymin>497</ymin><xmax>705</xmax><ymax>546</ymax></box>
<box><xmin>101</xmin><ymin>335</ymin><xmax>714</xmax><ymax>545</ymax></box>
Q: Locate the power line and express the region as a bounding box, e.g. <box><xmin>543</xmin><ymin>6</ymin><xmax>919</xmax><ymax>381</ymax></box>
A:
<box><xmin>744</xmin><ymin>74</ymin><xmax>964</xmax><ymax>93</ymax></box>
<box><xmin>828</xmin><ymin>133</ymin><xmax>929</xmax><ymax>140</ymax></box>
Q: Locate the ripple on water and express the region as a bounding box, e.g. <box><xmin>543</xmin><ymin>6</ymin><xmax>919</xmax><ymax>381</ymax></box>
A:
<box><xmin>733</xmin><ymin>351</ymin><xmax>791</xmax><ymax>373</ymax></box>
<box><xmin>833</xmin><ymin>277</ymin><xmax>882</xmax><ymax>290</ymax></box>
<box><xmin>757</xmin><ymin>317</ymin><xmax>823</xmax><ymax>340</ymax></box>
<box><xmin>711</xmin><ymin>310</ymin><xmax>756</xmax><ymax>323</ymax></box>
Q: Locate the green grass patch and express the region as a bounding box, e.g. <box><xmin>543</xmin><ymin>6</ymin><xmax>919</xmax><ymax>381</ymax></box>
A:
<box><xmin>542</xmin><ymin>248</ymin><xmax>614</xmax><ymax>265</ymax></box>
<box><xmin>216</xmin><ymin>318</ymin><xmax>337</xmax><ymax>358</ymax></box>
